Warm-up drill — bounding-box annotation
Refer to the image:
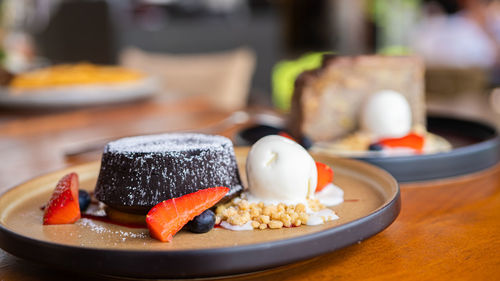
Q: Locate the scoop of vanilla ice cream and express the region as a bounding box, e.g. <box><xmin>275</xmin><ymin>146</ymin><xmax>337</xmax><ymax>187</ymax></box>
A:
<box><xmin>361</xmin><ymin>90</ymin><xmax>412</xmax><ymax>140</ymax></box>
<box><xmin>246</xmin><ymin>135</ymin><xmax>317</xmax><ymax>204</ymax></box>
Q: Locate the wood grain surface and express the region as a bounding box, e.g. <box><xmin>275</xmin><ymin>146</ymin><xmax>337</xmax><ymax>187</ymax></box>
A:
<box><xmin>0</xmin><ymin>99</ymin><xmax>499</xmax><ymax>281</ymax></box>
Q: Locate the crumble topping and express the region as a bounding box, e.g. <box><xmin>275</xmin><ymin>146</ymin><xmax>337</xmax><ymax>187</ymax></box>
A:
<box><xmin>215</xmin><ymin>198</ymin><xmax>336</xmax><ymax>230</ymax></box>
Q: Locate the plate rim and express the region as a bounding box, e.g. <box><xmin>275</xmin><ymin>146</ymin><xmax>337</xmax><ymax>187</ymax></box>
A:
<box><xmin>356</xmin><ymin>116</ymin><xmax>500</xmax><ymax>182</ymax></box>
<box><xmin>0</xmin><ymin>157</ymin><xmax>400</xmax><ymax>278</ymax></box>
<box><xmin>301</xmin><ymin>115</ymin><xmax>500</xmax><ymax>182</ymax></box>
<box><xmin>0</xmin><ymin>76</ymin><xmax>158</xmax><ymax>108</ymax></box>
<box><xmin>361</xmin><ymin>115</ymin><xmax>499</xmax><ymax>160</ymax></box>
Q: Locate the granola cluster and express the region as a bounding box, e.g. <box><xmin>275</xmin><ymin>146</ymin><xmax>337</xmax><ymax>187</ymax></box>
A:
<box><xmin>215</xmin><ymin>198</ymin><xmax>328</xmax><ymax>230</ymax></box>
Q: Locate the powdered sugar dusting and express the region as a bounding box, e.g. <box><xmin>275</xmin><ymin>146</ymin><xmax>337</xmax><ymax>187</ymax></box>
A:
<box><xmin>78</xmin><ymin>218</ymin><xmax>148</xmax><ymax>242</ymax></box>
<box><xmin>105</xmin><ymin>133</ymin><xmax>233</xmax><ymax>154</ymax></box>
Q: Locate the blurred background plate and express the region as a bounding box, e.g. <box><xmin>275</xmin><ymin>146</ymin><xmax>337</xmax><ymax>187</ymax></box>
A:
<box><xmin>235</xmin><ymin>116</ymin><xmax>500</xmax><ymax>182</ymax></box>
<box><xmin>0</xmin><ymin>76</ymin><xmax>158</xmax><ymax>108</ymax></box>
<box><xmin>354</xmin><ymin>116</ymin><xmax>500</xmax><ymax>182</ymax></box>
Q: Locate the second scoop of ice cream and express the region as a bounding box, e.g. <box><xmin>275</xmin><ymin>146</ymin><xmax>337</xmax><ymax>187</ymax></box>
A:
<box><xmin>246</xmin><ymin>135</ymin><xmax>317</xmax><ymax>204</ymax></box>
<box><xmin>361</xmin><ymin>90</ymin><xmax>412</xmax><ymax>140</ymax></box>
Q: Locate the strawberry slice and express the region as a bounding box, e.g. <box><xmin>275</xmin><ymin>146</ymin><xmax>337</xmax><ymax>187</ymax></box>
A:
<box><xmin>315</xmin><ymin>162</ymin><xmax>334</xmax><ymax>192</ymax></box>
<box><xmin>43</xmin><ymin>172</ymin><xmax>80</xmax><ymax>225</ymax></box>
<box><xmin>146</xmin><ymin>186</ymin><xmax>229</xmax><ymax>242</ymax></box>
<box><xmin>379</xmin><ymin>133</ymin><xmax>425</xmax><ymax>152</ymax></box>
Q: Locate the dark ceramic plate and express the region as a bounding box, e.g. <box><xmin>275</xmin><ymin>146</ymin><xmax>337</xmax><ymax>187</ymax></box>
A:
<box><xmin>236</xmin><ymin>116</ymin><xmax>500</xmax><ymax>182</ymax></box>
<box><xmin>0</xmin><ymin>148</ymin><xmax>400</xmax><ymax>279</ymax></box>
<box><xmin>358</xmin><ymin>116</ymin><xmax>500</xmax><ymax>182</ymax></box>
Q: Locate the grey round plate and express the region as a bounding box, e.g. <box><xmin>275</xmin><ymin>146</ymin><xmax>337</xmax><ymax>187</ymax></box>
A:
<box><xmin>0</xmin><ymin>150</ymin><xmax>400</xmax><ymax>279</ymax></box>
<box><xmin>355</xmin><ymin>116</ymin><xmax>500</xmax><ymax>182</ymax></box>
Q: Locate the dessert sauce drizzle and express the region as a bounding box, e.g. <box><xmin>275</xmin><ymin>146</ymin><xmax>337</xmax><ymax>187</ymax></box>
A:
<box><xmin>81</xmin><ymin>213</ymin><xmax>146</xmax><ymax>229</ymax></box>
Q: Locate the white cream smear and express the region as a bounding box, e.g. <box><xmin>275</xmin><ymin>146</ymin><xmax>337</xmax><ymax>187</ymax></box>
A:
<box><xmin>306</xmin><ymin>209</ymin><xmax>339</xmax><ymax>226</ymax></box>
<box><xmin>220</xmin><ymin>221</ymin><xmax>253</xmax><ymax>231</ymax></box>
<box><xmin>315</xmin><ymin>183</ymin><xmax>344</xmax><ymax>207</ymax></box>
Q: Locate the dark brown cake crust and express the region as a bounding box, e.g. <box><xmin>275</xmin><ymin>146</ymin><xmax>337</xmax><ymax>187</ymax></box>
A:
<box><xmin>94</xmin><ymin>133</ymin><xmax>243</xmax><ymax>214</ymax></box>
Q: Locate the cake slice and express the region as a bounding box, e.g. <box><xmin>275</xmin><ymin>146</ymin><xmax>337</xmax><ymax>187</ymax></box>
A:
<box><xmin>289</xmin><ymin>55</ymin><xmax>425</xmax><ymax>142</ymax></box>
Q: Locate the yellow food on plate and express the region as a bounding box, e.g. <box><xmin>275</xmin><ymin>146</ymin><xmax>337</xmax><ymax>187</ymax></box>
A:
<box><xmin>9</xmin><ymin>63</ymin><xmax>144</xmax><ymax>90</ymax></box>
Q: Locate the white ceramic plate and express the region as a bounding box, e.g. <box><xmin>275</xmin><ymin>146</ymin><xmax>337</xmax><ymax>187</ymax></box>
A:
<box><xmin>0</xmin><ymin>77</ymin><xmax>158</xmax><ymax>108</ymax></box>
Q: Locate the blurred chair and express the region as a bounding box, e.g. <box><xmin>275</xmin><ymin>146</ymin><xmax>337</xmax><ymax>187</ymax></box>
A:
<box><xmin>120</xmin><ymin>47</ymin><xmax>255</xmax><ymax>111</ymax></box>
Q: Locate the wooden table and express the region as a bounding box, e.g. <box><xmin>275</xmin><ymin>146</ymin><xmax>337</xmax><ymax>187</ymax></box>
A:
<box><xmin>0</xmin><ymin>99</ymin><xmax>499</xmax><ymax>281</ymax></box>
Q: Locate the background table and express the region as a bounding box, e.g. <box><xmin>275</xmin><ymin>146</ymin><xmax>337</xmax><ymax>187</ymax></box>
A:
<box><xmin>0</xmin><ymin>98</ymin><xmax>499</xmax><ymax>280</ymax></box>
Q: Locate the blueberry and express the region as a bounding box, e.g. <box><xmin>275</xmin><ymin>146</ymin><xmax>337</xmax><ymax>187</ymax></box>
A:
<box><xmin>188</xmin><ymin>209</ymin><xmax>216</xmax><ymax>233</ymax></box>
<box><xmin>78</xmin><ymin>190</ymin><xmax>91</xmax><ymax>212</ymax></box>
<box><xmin>368</xmin><ymin>143</ymin><xmax>384</xmax><ymax>151</ymax></box>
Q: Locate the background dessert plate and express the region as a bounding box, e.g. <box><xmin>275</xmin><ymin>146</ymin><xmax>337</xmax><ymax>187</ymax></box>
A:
<box><xmin>236</xmin><ymin>116</ymin><xmax>500</xmax><ymax>182</ymax></box>
<box><xmin>0</xmin><ymin>76</ymin><xmax>158</xmax><ymax>108</ymax></box>
<box><xmin>0</xmin><ymin>148</ymin><xmax>400</xmax><ymax>279</ymax></box>
<box><xmin>347</xmin><ymin>116</ymin><xmax>500</xmax><ymax>182</ymax></box>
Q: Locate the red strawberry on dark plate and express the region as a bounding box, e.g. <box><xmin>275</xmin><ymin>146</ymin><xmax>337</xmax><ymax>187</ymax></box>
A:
<box><xmin>278</xmin><ymin>131</ymin><xmax>296</xmax><ymax>142</ymax></box>
<box><xmin>146</xmin><ymin>186</ymin><xmax>229</xmax><ymax>242</ymax></box>
<box><xmin>379</xmin><ymin>133</ymin><xmax>425</xmax><ymax>152</ymax></box>
<box><xmin>315</xmin><ymin>162</ymin><xmax>334</xmax><ymax>192</ymax></box>
<box><xmin>43</xmin><ymin>172</ymin><xmax>80</xmax><ymax>225</ymax></box>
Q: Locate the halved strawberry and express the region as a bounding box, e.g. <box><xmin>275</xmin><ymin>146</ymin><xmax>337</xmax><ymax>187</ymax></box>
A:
<box><xmin>146</xmin><ymin>187</ymin><xmax>229</xmax><ymax>242</ymax></box>
<box><xmin>43</xmin><ymin>172</ymin><xmax>80</xmax><ymax>225</ymax></box>
<box><xmin>379</xmin><ymin>133</ymin><xmax>425</xmax><ymax>152</ymax></box>
<box><xmin>315</xmin><ymin>162</ymin><xmax>334</xmax><ymax>192</ymax></box>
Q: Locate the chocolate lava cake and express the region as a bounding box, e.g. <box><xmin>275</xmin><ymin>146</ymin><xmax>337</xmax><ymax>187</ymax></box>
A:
<box><xmin>94</xmin><ymin>133</ymin><xmax>243</xmax><ymax>214</ymax></box>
